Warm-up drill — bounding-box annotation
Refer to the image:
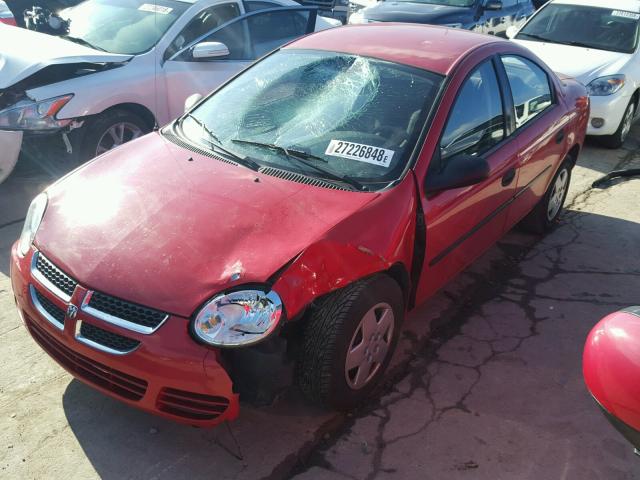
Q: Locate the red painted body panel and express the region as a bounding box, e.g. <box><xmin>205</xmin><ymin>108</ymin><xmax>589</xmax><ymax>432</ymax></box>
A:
<box><xmin>0</xmin><ymin>17</ymin><xmax>15</xmax><ymax>26</ymax></box>
<box><xmin>10</xmin><ymin>24</ymin><xmax>589</xmax><ymax>426</ymax></box>
<box><xmin>584</xmin><ymin>309</ymin><xmax>640</xmax><ymax>432</ymax></box>
<box><xmin>288</xmin><ymin>23</ymin><xmax>504</xmax><ymax>76</ymax></box>
<box><xmin>36</xmin><ymin>133</ymin><xmax>377</xmax><ymax>317</ymax></box>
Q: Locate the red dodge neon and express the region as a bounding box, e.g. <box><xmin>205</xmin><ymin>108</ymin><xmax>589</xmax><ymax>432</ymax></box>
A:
<box><xmin>11</xmin><ymin>24</ymin><xmax>589</xmax><ymax>426</ymax></box>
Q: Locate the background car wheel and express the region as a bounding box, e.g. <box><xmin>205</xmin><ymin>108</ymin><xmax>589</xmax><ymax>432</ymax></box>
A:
<box><xmin>296</xmin><ymin>275</ymin><xmax>404</xmax><ymax>410</ymax></box>
<box><xmin>79</xmin><ymin>109</ymin><xmax>151</xmax><ymax>161</ymax></box>
<box><xmin>519</xmin><ymin>159</ymin><xmax>572</xmax><ymax>234</ymax></box>
<box><xmin>601</xmin><ymin>101</ymin><xmax>635</xmax><ymax>149</ymax></box>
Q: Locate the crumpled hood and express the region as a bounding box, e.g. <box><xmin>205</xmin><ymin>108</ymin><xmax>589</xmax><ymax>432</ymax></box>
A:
<box><xmin>0</xmin><ymin>24</ymin><xmax>131</xmax><ymax>89</ymax></box>
<box><xmin>361</xmin><ymin>2</ymin><xmax>468</xmax><ymax>23</ymax></box>
<box><xmin>35</xmin><ymin>132</ymin><xmax>377</xmax><ymax>317</ymax></box>
<box><xmin>514</xmin><ymin>39</ymin><xmax>631</xmax><ymax>86</ymax></box>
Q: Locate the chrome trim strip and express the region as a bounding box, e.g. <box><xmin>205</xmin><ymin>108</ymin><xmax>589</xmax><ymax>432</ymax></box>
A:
<box><xmin>29</xmin><ymin>285</ymin><xmax>64</xmax><ymax>331</ymax></box>
<box><xmin>30</xmin><ymin>251</ymin><xmax>73</xmax><ymax>302</ymax></box>
<box><xmin>74</xmin><ymin>321</ymin><xmax>139</xmax><ymax>356</ymax></box>
<box><xmin>80</xmin><ymin>291</ymin><xmax>168</xmax><ymax>335</ymax></box>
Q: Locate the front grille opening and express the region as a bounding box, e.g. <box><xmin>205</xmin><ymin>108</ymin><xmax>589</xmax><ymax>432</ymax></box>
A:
<box><xmin>33</xmin><ymin>287</ymin><xmax>66</xmax><ymax>325</ymax></box>
<box><xmin>26</xmin><ymin>316</ymin><xmax>148</xmax><ymax>401</ymax></box>
<box><xmin>35</xmin><ymin>253</ymin><xmax>77</xmax><ymax>298</ymax></box>
<box><xmin>80</xmin><ymin>322</ymin><xmax>140</xmax><ymax>353</ymax></box>
<box><xmin>88</xmin><ymin>291</ymin><xmax>167</xmax><ymax>329</ymax></box>
<box><xmin>157</xmin><ymin>387</ymin><xmax>229</xmax><ymax>420</ymax></box>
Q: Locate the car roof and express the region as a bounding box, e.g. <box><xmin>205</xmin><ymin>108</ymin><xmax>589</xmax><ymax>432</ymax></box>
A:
<box><xmin>285</xmin><ymin>24</ymin><xmax>505</xmax><ymax>76</ymax></box>
<box><xmin>550</xmin><ymin>0</ymin><xmax>640</xmax><ymax>13</ymax></box>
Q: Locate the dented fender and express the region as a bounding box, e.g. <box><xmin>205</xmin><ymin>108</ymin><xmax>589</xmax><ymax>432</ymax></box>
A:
<box><xmin>273</xmin><ymin>173</ymin><xmax>420</xmax><ymax>319</ymax></box>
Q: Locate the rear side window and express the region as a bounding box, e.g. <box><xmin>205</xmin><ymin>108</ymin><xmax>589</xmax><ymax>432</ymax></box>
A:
<box><xmin>440</xmin><ymin>60</ymin><xmax>505</xmax><ymax>160</ymax></box>
<box><xmin>501</xmin><ymin>56</ymin><xmax>553</xmax><ymax>129</ymax></box>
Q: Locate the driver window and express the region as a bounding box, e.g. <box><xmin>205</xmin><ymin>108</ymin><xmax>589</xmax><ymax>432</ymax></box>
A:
<box><xmin>440</xmin><ymin>61</ymin><xmax>505</xmax><ymax>162</ymax></box>
<box><xmin>165</xmin><ymin>3</ymin><xmax>240</xmax><ymax>59</ymax></box>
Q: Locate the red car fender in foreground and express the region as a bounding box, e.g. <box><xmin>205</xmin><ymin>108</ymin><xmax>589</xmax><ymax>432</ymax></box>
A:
<box><xmin>584</xmin><ymin>307</ymin><xmax>640</xmax><ymax>450</ymax></box>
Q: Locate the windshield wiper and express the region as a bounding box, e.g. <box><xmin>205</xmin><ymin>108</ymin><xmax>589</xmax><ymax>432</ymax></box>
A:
<box><xmin>231</xmin><ymin>139</ymin><xmax>368</xmax><ymax>191</ymax></box>
<box><xmin>181</xmin><ymin>116</ymin><xmax>260</xmax><ymax>171</ymax></box>
<box><xmin>518</xmin><ymin>32</ymin><xmax>553</xmax><ymax>43</ymax></box>
<box><xmin>62</xmin><ymin>35</ymin><xmax>107</xmax><ymax>52</ymax></box>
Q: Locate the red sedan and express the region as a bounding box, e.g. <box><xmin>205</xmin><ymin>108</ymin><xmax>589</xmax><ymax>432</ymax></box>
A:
<box><xmin>11</xmin><ymin>24</ymin><xmax>589</xmax><ymax>426</ymax></box>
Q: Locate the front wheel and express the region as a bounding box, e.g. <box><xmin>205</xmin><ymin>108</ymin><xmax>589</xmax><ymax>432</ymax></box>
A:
<box><xmin>601</xmin><ymin>100</ymin><xmax>635</xmax><ymax>149</ymax></box>
<box><xmin>296</xmin><ymin>275</ymin><xmax>404</xmax><ymax>410</ymax></box>
<box><xmin>78</xmin><ymin>109</ymin><xmax>151</xmax><ymax>161</ymax></box>
<box><xmin>519</xmin><ymin>160</ymin><xmax>572</xmax><ymax>234</ymax></box>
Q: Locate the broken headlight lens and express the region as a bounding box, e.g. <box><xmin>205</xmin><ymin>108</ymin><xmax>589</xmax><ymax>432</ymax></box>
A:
<box><xmin>192</xmin><ymin>290</ymin><xmax>283</xmax><ymax>347</ymax></box>
<box><xmin>18</xmin><ymin>192</ymin><xmax>47</xmax><ymax>257</ymax></box>
<box><xmin>0</xmin><ymin>94</ymin><xmax>73</xmax><ymax>131</ymax></box>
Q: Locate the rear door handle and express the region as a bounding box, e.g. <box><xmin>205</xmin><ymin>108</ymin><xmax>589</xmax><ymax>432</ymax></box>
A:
<box><xmin>502</xmin><ymin>167</ymin><xmax>516</xmax><ymax>187</ymax></box>
<box><xmin>556</xmin><ymin>129</ymin><xmax>565</xmax><ymax>144</ymax></box>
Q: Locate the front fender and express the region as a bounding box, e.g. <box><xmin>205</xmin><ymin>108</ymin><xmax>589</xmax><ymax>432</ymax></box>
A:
<box><xmin>273</xmin><ymin>173</ymin><xmax>419</xmax><ymax>319</ymax></box>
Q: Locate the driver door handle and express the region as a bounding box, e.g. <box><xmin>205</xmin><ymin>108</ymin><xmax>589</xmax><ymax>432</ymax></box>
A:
<box><xmin>502</xmin><ymin>167</ymin><xmax>516</xmax><ymax>187</ymax></box>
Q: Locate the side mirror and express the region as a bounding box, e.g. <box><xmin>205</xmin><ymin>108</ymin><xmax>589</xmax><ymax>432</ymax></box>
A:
<box><xmin>192</xmin><ymin>41</ymin><xmax>229</xmax><ymax>59</ymax></box>
<box><xmin>484</xmin><ymin>1</ymin><xmax>503</xmax><ymax>11</ymax></box>
<box><xmin>184</xmin><ymin>93</ymin><xmax>203</xmax><ymax>113</ymax></box>
<box><xmin>425</xmin><ymin>154</ymin><xmax>490</xmax><ymax>194</ymax></box>
<box><xmin>506</xmin><ymin>25</ymin><xmax>518</xmax><ymax>39</ymax></box>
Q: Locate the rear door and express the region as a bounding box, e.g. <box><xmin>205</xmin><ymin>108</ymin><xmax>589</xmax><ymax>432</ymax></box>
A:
<box><xmin>498</xmin><ymin>54</ymin><xmax>567</xmax><ymax>229</ymax></box>
<box><xmin>415</xmin><ymin>57</ymin><xmax>521</xmax><ymax>301</ymax></box>
<box><xmin>162</xmin><ymin>6</ymin><xmax>317</xmax><ymax>119</ymax></box>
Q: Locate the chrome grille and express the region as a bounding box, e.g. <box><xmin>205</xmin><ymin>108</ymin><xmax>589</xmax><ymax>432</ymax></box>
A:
<box><xmin>31</xmin><ymin>286</ymin><xmax>66</xmax><ymax>327</ymax></box>
<box><xmin>85</xmin><ymin>291</ymin><xmax>168</xmax><ymax>333</ymax></box>
<box><xmin>78</xmin><ymin>322</ymin><xmax>140</xmax><ymax>354</ymax></box>
<box><xmin>33</xmin><ymin>252</ymin><xmax>77</xmax><ymax>300</ymax></box>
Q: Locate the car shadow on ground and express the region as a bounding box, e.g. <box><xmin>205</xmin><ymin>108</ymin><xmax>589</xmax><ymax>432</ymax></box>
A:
<box><xmin>58</xmin><ymin>204</ymin><xmax>640</xmax><ymax>480</ymax></box>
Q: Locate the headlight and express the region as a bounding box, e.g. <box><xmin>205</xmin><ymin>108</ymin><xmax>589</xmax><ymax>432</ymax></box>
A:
<box><xmin>0</xmin><ymin>94</ymin><xmax>73</xmax><ymax>131</ymax></box>
<box><xmin>348</xmin><ymin>11</ymin><xmax>371</xmax><ymax>24</ymax></box>
<box><xmin>192</xmin><ymin>289</ymin><xmax>283</xmax><ymax>347</ymax></box>
<box><xmin>18</xmin><ymin>193</ymin><xmax>47</xmax><ymax>257</ymax></box>
<box><xmin>587</xmin><ymin>75</ymin><xmax>626</xmax><ymax>96</ymax></box>
<box><xmin>442</xmin><ymin>23</ymin><xmax>463</xmax><ymax>28</ymax></box>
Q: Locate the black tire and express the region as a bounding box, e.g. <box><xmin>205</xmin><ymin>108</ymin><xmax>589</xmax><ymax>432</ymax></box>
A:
<box><xmin>519</xmin><ymin>160</ymin><xmax>572</xmax><ymax>234</ymax></box>
<box><xmin>296</xmin><ymin>275</ymin><xmax>404</xmax><ymax>410</ymax></box>
<box><xmin>78</xmin><ymin>109</ymin><xmax>151</xmax><ymax>161</ymax></box>
<box><xmin>601</xmin><ymin>100</ymin><xmax>635</xmax><ymax>149</ymax></box>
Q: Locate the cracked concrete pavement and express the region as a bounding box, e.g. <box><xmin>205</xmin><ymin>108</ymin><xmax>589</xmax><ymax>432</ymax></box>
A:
<box><xmin>1</xmin><ymin>133</ymin><xmax>639</xmax><ymax>479</ymax></box>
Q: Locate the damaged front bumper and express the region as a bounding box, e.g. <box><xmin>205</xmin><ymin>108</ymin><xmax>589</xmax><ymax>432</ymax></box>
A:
<box><xmin>11</xmin><ymin>245</ymin><xmax>240</xmax><ymax>427</ymax></box>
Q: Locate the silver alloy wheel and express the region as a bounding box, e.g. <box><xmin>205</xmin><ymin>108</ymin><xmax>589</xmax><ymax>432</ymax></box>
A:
<box><xmin>547</xmin><ymin>168</ymin><xmax>569</xmax><ymax>221</ymax></box>
<box><xmin>95</xmin><ymin>122</ymin><xmax>144</xmax><ymax>156</ymax></box>
<box><xmin>344</xmin><ymin>302</ymin><xmax>394</xmax><ymax>390</ymax></box>
<box><xmin>621</xmin><ymin>103</ymin><xmax>635</xmax><ymax>142</ymax></box>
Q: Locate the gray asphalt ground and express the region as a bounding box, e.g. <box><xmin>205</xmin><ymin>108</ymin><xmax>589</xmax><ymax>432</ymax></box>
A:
<box><xmin>0</xmin><ymin>131</ymin><xmax>639</xmax><ymax>479</ymax></box>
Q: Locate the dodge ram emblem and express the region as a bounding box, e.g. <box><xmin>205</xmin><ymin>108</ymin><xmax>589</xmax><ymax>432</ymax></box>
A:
<box><xmin>66</xmin><ymin>304</ymin><xmax>78</xmax><ymax>319</ymax></box>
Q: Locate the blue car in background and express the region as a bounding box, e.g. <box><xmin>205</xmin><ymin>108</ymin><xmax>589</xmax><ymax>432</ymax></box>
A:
<box><xmin>348</xmin><ymin>0</ymin><xmax>535</xmax><ymax>37</ymax></box>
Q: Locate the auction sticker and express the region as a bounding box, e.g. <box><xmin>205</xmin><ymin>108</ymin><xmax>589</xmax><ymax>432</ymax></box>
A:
<box><xmin>612</xmin><ymin>10</ymin><xmax>640</xmax><ymax>20</ymax></box>
<box><xmin>325</xmin><ymin>140</ymin><xmax>394</xmax><ymax>168</ymax></box>
<box><xmin>139</xmin><ymin>4</ymin><xmax>173</xmax><ymax>14</ymax></box>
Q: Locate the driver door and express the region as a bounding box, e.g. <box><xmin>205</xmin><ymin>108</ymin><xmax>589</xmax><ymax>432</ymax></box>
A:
<box><xmin>162</xmin><ymin>6</ymin><xmax>318</xmax><ymax>119</ymax></box>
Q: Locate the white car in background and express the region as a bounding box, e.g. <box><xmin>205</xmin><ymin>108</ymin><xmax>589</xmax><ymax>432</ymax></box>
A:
<box><xmin>0</xmin><ymin>0</ymin><xmax>339</xmax><ymax>183</ymax></box>
<box><xmin>508</xmin><ymin>0</ymin><xmax>640</xmax><ymax>148</ymax></box>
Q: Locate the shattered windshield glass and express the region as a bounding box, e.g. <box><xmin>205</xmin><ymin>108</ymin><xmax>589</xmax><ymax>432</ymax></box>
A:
<box><xmin>178</xmin><ymin>49</ymin><xmax>443</xmax><ymax>189</ymax></box>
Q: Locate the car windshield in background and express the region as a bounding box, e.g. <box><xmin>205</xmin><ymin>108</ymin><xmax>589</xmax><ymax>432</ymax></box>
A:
<box><xmin>59</xmin><ymin>0</ymin><xmax>189</xmax><ymax>55</ymax></box>
<box><xmin>517</xmin><ymin>4</ymin><xmax>640</xmax><ymax>54</ymax></box>
<box><xmin>177</xmin><ymin>50</ymin><xmax>443</xmax><ymax>190</ymax></box>
<box><xmin>386</xmin><ymin>0</ymin><xmax>475</xmax><ymax>6</ymax></box>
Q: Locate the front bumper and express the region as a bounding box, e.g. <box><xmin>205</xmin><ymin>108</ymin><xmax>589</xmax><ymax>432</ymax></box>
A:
<box><xmin>10</xmin><ymin>245</ymin><xmax>239</xmax><ymax>427</ymax></box>
<box><xmin>0</xmin><ymin>130</ymin><xmax>22</xmax><ymax>183</ymax></box>
<box><xmin>587</xmin><ymin>93</ymin><xmax>633</xmax><ymax>136</ymax></box>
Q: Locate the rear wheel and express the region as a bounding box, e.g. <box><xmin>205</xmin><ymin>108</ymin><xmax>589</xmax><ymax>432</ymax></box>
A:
<box><xmin>601</xmin><ymin>100</ymin><xmax>635</xmax><ymax>149</ymax></box>
<box><xmin>296</xmin><ymin>275</ymin><xmax>403</xmax><ymax>410</ymax></box>
<box><xmin>519</xmin><ymin>160</ymin><xmax>572</xmax><ymax>234</ymax></box>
